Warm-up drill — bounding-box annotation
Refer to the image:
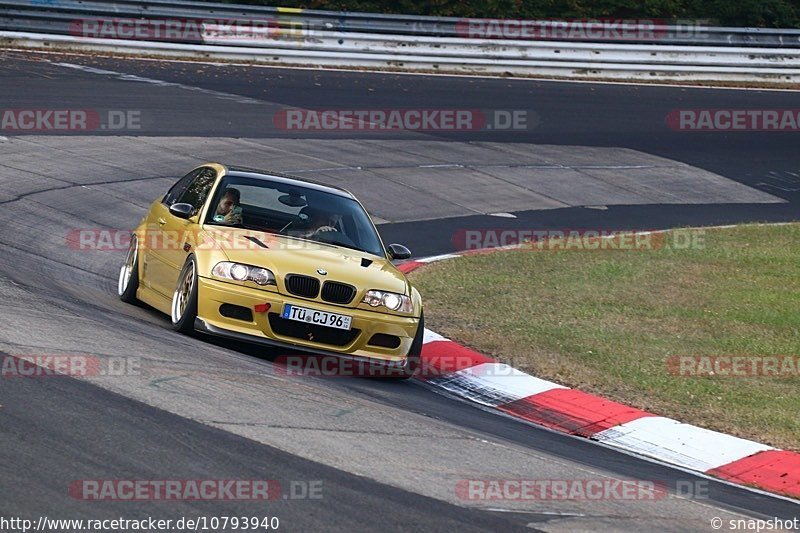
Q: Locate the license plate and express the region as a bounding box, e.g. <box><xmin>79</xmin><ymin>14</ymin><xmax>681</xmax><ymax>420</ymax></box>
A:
<box><xmin>281</xmin><ymin>304</ymin><xmax>352</xmax><ymax>330</ymax></box>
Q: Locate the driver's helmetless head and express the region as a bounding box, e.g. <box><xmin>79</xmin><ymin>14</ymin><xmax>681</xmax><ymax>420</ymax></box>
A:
<box><xmin>316</xmin><ymin>212</ymin><xmax>340</xmax><ymax>227</ymax></box>
<box><xmin>305</xmin><ymin>207</ymin><xmax>340</xmax><ymax>228</ymax></box>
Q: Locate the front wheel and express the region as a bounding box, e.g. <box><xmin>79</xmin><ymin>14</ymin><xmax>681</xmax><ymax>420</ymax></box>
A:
<box><xmin>388</xmin><ymin>312</ymin><xmax>424</xmax><ymax>381</ymax></box>
<box><xmin>171</xmin><ymin>256</ymin><xmax>199</xmax><ymax>333</ymax></box>
<box><xmin>118</xmin><ymin>234</ymin><xmax>139</xmax><ymax>303</ymax></box>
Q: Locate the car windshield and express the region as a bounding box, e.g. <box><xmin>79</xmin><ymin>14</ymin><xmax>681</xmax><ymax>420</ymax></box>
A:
<box><xmin>204</xmin><ymin>174</ymin><xmax>385</xmax><ymax>257</ymax></box>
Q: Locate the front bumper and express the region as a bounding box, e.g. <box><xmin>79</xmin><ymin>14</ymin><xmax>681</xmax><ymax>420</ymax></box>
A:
<box><xmin>196</xmin><ymin>277</ymin><xmax>420</xmax><ymax>363</ymax></box>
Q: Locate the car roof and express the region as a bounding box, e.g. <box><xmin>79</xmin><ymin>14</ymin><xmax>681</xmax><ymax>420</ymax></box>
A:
<box><xmin>224</xmin><ymin>166</ymin><xmax>354</xmax><ymax>199</ymax></box>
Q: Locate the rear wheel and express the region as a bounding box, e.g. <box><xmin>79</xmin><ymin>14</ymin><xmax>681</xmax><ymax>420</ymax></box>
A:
<box><xmin>171</xmin><ymin>256</ymin><xmax>198</xmax><ymax>333</ymax></box>
<box><xmin>118</xmin><ymin>234</ymin><xmax>139</xmax><ymax>303</ymax></box>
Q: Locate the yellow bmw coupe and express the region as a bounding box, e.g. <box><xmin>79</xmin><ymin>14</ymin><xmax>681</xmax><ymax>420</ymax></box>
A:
<box><xmin>118</xmin><ymin>163</ymin><xmax>423</xmax><ymax>376</ymax></box>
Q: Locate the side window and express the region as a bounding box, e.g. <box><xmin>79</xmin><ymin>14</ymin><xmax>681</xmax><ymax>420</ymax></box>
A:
<box><xmin>177</xmin><ymin>168</ymin><xmax>217</xmax><ymax>212</ymax></box>
<box><xmin>163</xmin><ymin>169</ymin><xmax>201</xmax><ymax>206</ymax></box>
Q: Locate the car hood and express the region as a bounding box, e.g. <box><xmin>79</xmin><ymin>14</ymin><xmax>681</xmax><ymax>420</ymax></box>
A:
<box><xmin>201</xmin><ymin>227</ymin><xmax>408</xmax><ymax>294</ymax></box>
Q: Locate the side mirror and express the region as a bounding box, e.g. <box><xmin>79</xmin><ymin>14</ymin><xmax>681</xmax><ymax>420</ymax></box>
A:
<box><xmin>169</xmin><ymin>203</ymin><xmax>194</xmax><ymax>220</ymax></box>
<box><xmin>387</xmin><ymin>243</ymin><xmax>412</xmax><ymax>260</ymax></box>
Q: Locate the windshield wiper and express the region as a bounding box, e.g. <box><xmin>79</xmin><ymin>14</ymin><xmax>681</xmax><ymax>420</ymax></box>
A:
<box><xmin>321</xmin><ymin>240</ymin><xmax>375</xmax><ymax>255</ymax></box>
<box><xmin>274</xmin><ymin>233</ymin><xmax>378</xmax><ymax>256</ymax></box>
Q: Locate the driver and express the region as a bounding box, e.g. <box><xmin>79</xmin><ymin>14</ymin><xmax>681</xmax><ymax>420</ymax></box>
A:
<box><xmin>300</xmin><ymin>208</ymin><xmax>341</xmax><ymax>238</ymax></box>
<box><xmin>213</xmin><ymin>188</ymin><xmax>243</xmax><ymax>225</ymax></box>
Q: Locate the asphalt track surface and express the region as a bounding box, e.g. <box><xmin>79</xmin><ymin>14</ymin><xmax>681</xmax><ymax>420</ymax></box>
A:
<box><xmin>0</xmin><ymin>50</ymin><xmax>798</xmax><ymax>531</ymax></box>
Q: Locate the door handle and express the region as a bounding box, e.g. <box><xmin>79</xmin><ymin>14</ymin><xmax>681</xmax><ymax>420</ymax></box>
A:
<box><xmin>158</xmin><ymin>218</ymin><xmax>166</xmax><ymax>226</ymax></box>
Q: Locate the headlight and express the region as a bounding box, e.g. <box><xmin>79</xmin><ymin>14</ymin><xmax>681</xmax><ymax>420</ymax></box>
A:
<box><xmin>212</xmin><ymin>262</ymin><xmax>275</xmax><ymax>286</ymax></box>
<box><xmin>362</xmin><ymin>290</ymin><xmax>413</xmax><ymax>313</ymax></box>
<box><xmin>230</xmin><ymin>263</ymin><xmax>248</xmax><ymax>281</ymax></box>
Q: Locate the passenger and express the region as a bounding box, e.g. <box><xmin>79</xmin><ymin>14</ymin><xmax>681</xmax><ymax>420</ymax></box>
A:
<box><xmin>213</xmin><ymin>188</ymin><xmax>243</xmax><ymax>225</ymax></box>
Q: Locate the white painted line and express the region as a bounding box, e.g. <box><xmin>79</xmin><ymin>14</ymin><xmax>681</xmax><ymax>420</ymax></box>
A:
<box><xmin>594</xmin><ymin>416</ymin><xmax>774</xmax><ymax>472</ymax></box>
<box><xmin>418</xmin><ymin>253</ymin><xmax>460</xmax><ymax>263</ymax></box>
<box><xmin>284</xmin><ymin>167</ymin><xmax>359</xmax><ymax>173</ymax></box>
<box><xmin>52</xmin><ymin>62</ymin><xmax>265</xmax><ymax>105</ymax></box>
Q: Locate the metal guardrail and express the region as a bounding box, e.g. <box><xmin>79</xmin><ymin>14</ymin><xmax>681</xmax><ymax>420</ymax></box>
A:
<box><xmin>1</xmin><ymin>0</ymin><xmax>800</xmax><ymax>81</ymax></box>
<box><xmin>4</xmin><ymin>0</ymin><xmax>800</xmax><ymax>46</ymax></box>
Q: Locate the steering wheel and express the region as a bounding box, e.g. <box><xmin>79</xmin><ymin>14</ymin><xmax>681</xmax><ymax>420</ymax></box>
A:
<box><xmin>314</xmin><ymin>227</ymin><xmax>356</xmax><ymax>248</ymax></box>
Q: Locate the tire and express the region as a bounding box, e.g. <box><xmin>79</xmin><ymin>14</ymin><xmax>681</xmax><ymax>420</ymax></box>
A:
<box><xmin>171</xmin><ymin>256</ymin><xmax>199</xmax><ymax>334</ymax></box>
<box><xmin>118</xmin><ymin>234</ymin><xmax>140</xmax><ymax>304</ymax></box>
<box><xmin>386</xmin><ymin>311</ymin><xmax>424</xmax><ymax>381</ymax></box>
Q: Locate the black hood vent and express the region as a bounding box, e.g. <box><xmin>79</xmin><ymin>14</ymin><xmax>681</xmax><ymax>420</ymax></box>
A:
<box><xmin>244</xmin><ymin>236</ymin><xmax>269</xmax><ymax>249</ymax></box>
